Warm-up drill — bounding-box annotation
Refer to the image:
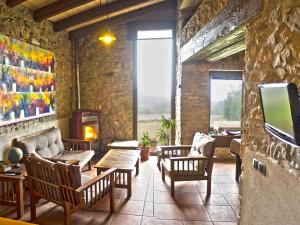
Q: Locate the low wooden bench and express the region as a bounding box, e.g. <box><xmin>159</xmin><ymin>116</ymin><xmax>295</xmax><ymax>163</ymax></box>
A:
<box><xmin>95</xmin><ymin>149</ymin><xmax>140</xmax><ymax>199</ymax></box>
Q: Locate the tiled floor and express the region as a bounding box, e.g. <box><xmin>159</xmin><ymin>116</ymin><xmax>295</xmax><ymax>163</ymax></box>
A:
<box><xmin>1</xmin><ymin>157</ymin><xmax>239</xmax><ymax>225</ymax></box>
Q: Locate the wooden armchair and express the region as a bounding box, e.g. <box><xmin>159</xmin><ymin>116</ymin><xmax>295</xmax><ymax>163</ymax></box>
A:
<box><xmin>24</xmin><ymin>156</ymin><xmax>116</xmax><ymax>225</ymax></box>
<box><xmin>160</xmin><ymin>133</ymin><xmax>216</xmax><ymax>197</ymax></box>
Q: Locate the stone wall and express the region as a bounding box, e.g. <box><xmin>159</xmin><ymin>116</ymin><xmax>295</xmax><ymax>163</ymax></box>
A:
<box><xmin>179</xmin><ymin>53</ymin><xmax>244</xmax><ymax>145</ymax></box>
<box><xmin>77</xmin><ymin>24</ymin><xmax>133</xmax><ymax>145</ymax></box>
<box><xmin>0</xmin><ymin>1</ymin><xmax>72</xmax><ymax>160</ymax></box>
<box><xmin>240</xmin><ymin>1</ymin><xmax>300</xmax><ymax>224</ymax></box>
<box><xmin>176</xmin><ymin>0</ymin><xmax>235</xmax><ymax>145</ymax></box>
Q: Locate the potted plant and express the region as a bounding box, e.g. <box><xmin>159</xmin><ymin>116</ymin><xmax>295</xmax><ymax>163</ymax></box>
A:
<box><xmin>157</xmin><ymin>116</ymin><xmax>176</xmax><ymax>145</ymax></box>
<box><xmin>140</xmin><ymin>132</ymin><xmax>150</xmax><ymax>161</ymax></box>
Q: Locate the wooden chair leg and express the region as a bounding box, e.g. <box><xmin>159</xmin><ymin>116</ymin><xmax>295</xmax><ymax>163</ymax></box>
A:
<box><xmin>88</xmin><ymin>160</ymin><xmax>92</xmax><ymax>171</ymax></box>
<box><xmin>64</xmin><ymin>204</ymin><xmax>71</xmax><ymax>225</ymax></box>
<box><xmin>109</xmin><ymin>173</ymin><xmax>115</xmax><ymax>213</ymax></box>
<box><xmin>171</xmin><ymin>178</ymin><xmax>175</xmax><ymax>197</ymax></box>
<box><xmin>161</xmin><ymin>166</ymin><xmax>165</xmax><ymax>182</ymax></box>
<box><xmin>30</xmin><ymin>196</ymin><xmax>36</xmax><ymax>221</ymax></box>
<box><xmin>207</xmin><ymin>178</ymin><xmax>211</xmax><ymax>197</ymax></box>
<box><xmin>157</xmin><ymin>155</ymin><xmax>161</xmax><ymax>171</ymax></box>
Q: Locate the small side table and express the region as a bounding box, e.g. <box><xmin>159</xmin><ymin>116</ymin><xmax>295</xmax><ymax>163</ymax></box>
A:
<box><xmin>0</xmin><ymin>165</ymin><xmax>26</xmax><ymax>219</ymax></box>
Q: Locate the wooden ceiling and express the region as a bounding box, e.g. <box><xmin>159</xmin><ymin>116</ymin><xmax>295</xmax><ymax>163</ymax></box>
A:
<box><xmin>6</xmin><ymin>0</ymin><xmax>176</xmax><ymax>38</ymax></box>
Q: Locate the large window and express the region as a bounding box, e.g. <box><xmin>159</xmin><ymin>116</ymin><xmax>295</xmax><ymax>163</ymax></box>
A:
<box><xmin>136</xmin><ymin>30</ymin><xmax>173</xmax><ymax>142</ymax></box>
<box><xmin>210</xmin><ymin>71</ymin><xmax>243</xmax><ymax>129</ymax></box>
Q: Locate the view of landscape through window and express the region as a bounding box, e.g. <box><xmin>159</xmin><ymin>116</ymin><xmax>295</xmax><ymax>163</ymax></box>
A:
<box><xmin>137</xmin><ymin>30</ymin><xmax>173</xmax><ymax>144</ymax></box>
<box><xmin>210</xmin><ymin>74</ymin><xmax>243</xmax><ymax>129</ymax></box>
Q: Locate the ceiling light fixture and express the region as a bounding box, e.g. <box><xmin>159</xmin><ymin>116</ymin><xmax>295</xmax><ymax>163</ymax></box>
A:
<box><xmin>98</xmin><ymin>0</ymin><xmax>116</xmax><ymax>45</ymax></box>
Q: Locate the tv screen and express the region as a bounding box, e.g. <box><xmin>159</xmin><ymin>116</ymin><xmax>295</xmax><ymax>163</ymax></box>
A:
<box><xmin>259</xmin><ymin>83</ymin><xmax>300</xmax><ymax>146</ymax></box>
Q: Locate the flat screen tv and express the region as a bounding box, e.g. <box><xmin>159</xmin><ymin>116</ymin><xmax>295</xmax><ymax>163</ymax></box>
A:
<box><xmin>258</xmin><ymin>83</ymin><xmax>300</xmax><ymax>146</ymax></box>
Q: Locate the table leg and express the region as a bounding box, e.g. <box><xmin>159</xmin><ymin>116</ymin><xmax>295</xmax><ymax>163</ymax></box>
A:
<box><xmin>136</xmin><ymin>159</ymin><xmax>139</xmax><ymax>176</ymax></box>
<box><xmin>235</xmin><ymin>154</ymin><xmax>242</xmax><ymax>183</ymax></box>
<box><xmin>127</xmin><ymin>171</ymin><xmax>132</xmax><ymax>199</ymax></box>
<box><xmin>16</xmin><ymin>180</ymin><xmax>24</xmax><ymax>219</ymax></box>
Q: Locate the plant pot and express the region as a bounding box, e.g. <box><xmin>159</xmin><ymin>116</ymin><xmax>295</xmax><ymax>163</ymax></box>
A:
<box><xmin>140</xmin><ymin>147</ymin><xmax>150</xmax><ymax>161</ymax></box>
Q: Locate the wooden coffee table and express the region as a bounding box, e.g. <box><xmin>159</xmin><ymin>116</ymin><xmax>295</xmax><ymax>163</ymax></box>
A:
<box><xmin>107</xmin><ymin>140</ymin><xmax>139</xmax><ymax>150</ymax></box>
<box><xmin>95</xmin><ymin>149</ymin><xmax>140</xmax><ymax>198</ymax></box>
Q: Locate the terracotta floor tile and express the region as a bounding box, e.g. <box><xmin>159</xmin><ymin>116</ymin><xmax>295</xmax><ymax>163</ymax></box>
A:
<box><xmin>132</xmin><ymin>179</ymin><xmax>149</xmax><ymax>190</ymax></box>
<box><xmin>212</xmin><ymin>176</ymin><xmax>235</xmax><ymax>184</ymax></box>
<box><xmin>213</xmin><ymin>222</ymin><xmax>237</xmax><ymax>225</ymax></box>
<box><xmin>206</xmin><ymin>206</ymin><xmax>237</xmax><ymax>222</ymax></box>
<box><xmin>183</xmin><ymin>221</ymin><xmax>213</xmax><ymax>225</ymax></box>
<box><xmin>142</xmin><ymin>216</ymin><xmax>183</xmax><ymax>225</ymax></box>
<box><xmin>180</xmin><ymin>205</ymin><xmax>211</xmax><ymax>221</ymax></box>
<box><xmin>196</xmin><ymin>183</ymin><xmax>221</xmax><ymax>194</ymax></box>
<box><xmin>154</xmin><ymin>180</ymin><xmax>170</xmax><ymax>191</ymax></box>
<box><xmin>95</xmin><ymin>198</ymin><xmax>121</xmax><ymax>212</ymax></box>
<box><xmin>113</xmin><ymin>188</ymin><xmax>126</xmax><ymax>199</ymax></box>
<box><xmin>231</xmin><ymin>205</ymin><xmax>239</xmax><ymax>216</ymax></box>
<box><xmin>146</xmin><ymin>190</ymin><xmax>154</xmax><ymax>202</ymax></box>
<box><xmin>216</xmin><ymin>184</ymin><xmax>239</xmax><ymax>194</ymax></box>
<box><xmin>117</xmin><ymin>200</ymin><xmax>144</xmax><ymax>215</ymax></box>
<box><xmin>110</xmin><ymin>214</ymin><xmax>142</xmax><ymax>225</ymax></box>
<box><xmin>200</xmin><ymin>193</ymin><xmax>228</xmax><ymax>206</ymax></box>
<box><xmin>173</xmin><ymin>182</ymin><xmax>198</xmax><ymax>193</ymax></box>
<box><xmin>223</xmin><ymin>194</ymin><xmax>239</xmax><ymax>206</ymax></box>
<box><xmin>121</xmin><ymin>188</ymin><xmax>147</xmax><ymax>201</ymax></box>
<box><xmin>72</xmin><ymin>211</ymin><xmax>113</xmax><ymax>225</ymax></box>
<box><xmin>143</xmin><ymin>202</ymin><xmax>154</xmax><ymax>217</ymax></box>
<box><xmin>154</xmin><ymin>191</ymin><xmax>176</xmax><ymax>204</ymax></box>
<box><xmin>175</xmin><ymin>192</ymin><xmax>203</xmax><ymax>206</ymax></box>
<box><xmin>154</xmin><ymin>203</ymin><xmax>182</xmax><ymax>220</ymax></box>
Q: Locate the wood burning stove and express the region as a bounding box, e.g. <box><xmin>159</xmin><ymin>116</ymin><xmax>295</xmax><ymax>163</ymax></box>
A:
<box><xmin>72</xmin><ymin>110</ymin><xmax>102</xmax><ymax>152</ymax></box>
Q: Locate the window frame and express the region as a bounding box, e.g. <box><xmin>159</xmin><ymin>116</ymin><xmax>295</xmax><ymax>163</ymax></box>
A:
<box><xmin>209</xmin><ymin>70</ymin><xmax>244</xmax><ymax>130</ymax></box>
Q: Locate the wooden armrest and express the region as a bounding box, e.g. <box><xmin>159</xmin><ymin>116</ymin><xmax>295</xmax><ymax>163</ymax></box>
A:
<box><xmin>76</xmin><ymin>168</ymin><xmax>116</xmax><ymax>193</ymax></box>
<box><xmin>169</xmin><ymin>156</ymin><xmax>209</xmax><ymax>161</ymax></box>
<box><xmin>158</xmin><ymin>145</ymin><xmax>192</xmax><ymax>150</ymax></box>
<box><xmin>44</xmin><ymin>158</ymin><xmax>68</xmax><ymax>163</ymax></box>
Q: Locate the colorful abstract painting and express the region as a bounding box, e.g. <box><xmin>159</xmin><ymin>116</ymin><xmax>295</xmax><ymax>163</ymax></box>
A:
<box><xmin>0</xmin><ymin>34</ymin><xmax>55</xmax><ymax>126</ymax></box>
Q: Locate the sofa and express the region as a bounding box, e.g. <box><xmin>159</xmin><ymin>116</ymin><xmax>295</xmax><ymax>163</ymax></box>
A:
<box><xmin>14</xmin><ymin>127</ymin><xmax>94</xmax><ymax>170</ymax></box>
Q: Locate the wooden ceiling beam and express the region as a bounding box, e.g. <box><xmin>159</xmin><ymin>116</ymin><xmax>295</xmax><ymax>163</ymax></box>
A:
<box><xmin>69</xmin><ymin>0</ymin><xmax>176</xmax><ymax>40</ymax></box>
<box><xmin>181</xmin><ymin>0</ymin><xmax>262</xmax><ymax>62</ymax></box>
<box><xmin>54</xmin><ymin>0</ymin><xmax>159</xmax><ymax>32</ymax></box>
<box><xmin>33</xmin><ymin>0</ymin><xmax>95</xmax><ymax>22</ymax></box>
<box><xmin>6</xmin><ymin>0</ymin><xmax>26</xmax><ymax>7</ymax></box>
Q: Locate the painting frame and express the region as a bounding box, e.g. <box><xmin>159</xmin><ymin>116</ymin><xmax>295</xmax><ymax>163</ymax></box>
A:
<box><xmin>0</xmin><ymin>34</ymin><xmax>56</xmax><ymax>126</ymax></box>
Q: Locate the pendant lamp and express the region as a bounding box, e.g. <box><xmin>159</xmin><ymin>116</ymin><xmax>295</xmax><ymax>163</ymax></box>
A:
<box><xmin>98</xmin><ymin>0</ymin><xmax>116</xmax><ymax>45</ymax></box>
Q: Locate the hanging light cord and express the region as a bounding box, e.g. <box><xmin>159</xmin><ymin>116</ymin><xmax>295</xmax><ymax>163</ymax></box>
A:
<box><xmin>106</xmin><ymin>0</ymin><xmax>108</xmax><ymax>30</ymax></box>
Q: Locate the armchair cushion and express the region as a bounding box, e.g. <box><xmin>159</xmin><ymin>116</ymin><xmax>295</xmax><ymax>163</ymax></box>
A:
<box><xmin>188</xmin><ymin>133</ymin><xmax>214</xmax><ymax>157</ymax></box>
<box><xmin>187</xmin><ymin>133</ymin><xmax>214</xmax><ymax>173</ymax></box>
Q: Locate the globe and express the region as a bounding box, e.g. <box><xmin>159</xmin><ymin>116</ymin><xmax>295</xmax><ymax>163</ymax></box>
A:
<box><xmin>7</xmin><ymin>147</ymin><xmax>23</xmax><ymax>164</ymax></box>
